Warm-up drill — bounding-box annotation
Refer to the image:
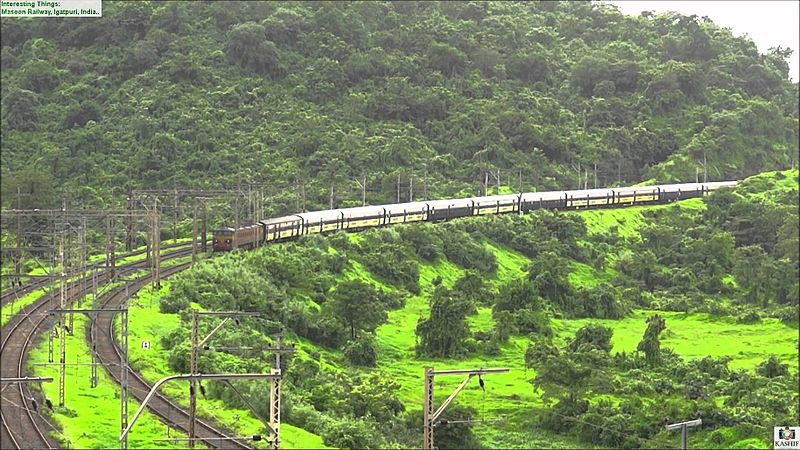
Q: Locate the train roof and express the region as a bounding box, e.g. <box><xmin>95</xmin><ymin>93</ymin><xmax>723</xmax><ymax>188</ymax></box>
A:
<box><xmin>256</xmin><ymin>181</ymin><xmax>741</xmax><ymax>226</ymax></box>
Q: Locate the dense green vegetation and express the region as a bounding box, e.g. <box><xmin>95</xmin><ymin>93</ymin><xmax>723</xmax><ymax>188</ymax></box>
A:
<box><xmin>2</xmin><ymin>1</ymin><xmax>798</xmax><ymax>212</ymax></box>
<box><xmin>117</xmin><ymin>170</ymin><xmax>796</xmax><ymax>449</ymax></box>
<box><xmin>4</xmin><ymin>1</ymin><xmax>798</xmax><ymax>448</ymax></box>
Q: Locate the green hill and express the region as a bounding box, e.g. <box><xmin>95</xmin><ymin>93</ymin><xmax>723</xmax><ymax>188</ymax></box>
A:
<box><xmin>34</xmin><ymin>170</ymin><xmax>798</xmax><ymax>448</ymax></box>
<box><xmin>2</xmin><ymin>1</ymin><xmax>798</xmax><ymax>213</ymax></box>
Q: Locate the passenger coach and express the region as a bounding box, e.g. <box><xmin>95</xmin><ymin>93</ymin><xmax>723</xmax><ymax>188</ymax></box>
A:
<box><xmin>213</xmin><ymin>181</ymin><xmax>737</xmax><ymax>251</ymax></box>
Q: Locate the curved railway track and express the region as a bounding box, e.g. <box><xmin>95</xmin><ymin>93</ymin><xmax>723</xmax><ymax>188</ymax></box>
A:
<box><xmin>0</xmin><ymin>255</ymin><xmax>152</xmax><ymax>449</ymax></box>
<box><xmin>93</xmin><ymin>262</ymin><xmax>251</xmax><ymax>450</ymax></box>
<box><xmin>0</xmin><ymin>243</ymin><xmax>242</xmax><ymax>449</ymax></box>
<box><xmin>1</xmin><ymin>240</ymin><xmax>201</xmax><ymax>308</ymax></box>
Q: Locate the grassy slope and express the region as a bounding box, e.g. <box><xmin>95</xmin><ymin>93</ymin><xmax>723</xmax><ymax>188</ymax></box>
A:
<box><xmin>126</xmin><ymin>286</ymin><xmax>329</xmax><ymax>449</ymax></box>
<box><xmin>553</xmin><ymin>310</ymin><xmax>798</xmax><ymax>371</ymax></box>
<box><xmin>29</xmin><ymin>310</ymin><xmax>185</xmax><ymax>449</ymax></box>
<box><xmin>2</xmin><ymin>288</ymin><xmax>47</xmax><ymax>327</ymax></box>
<box><xmin>30</xmin><ymin>170</ymin><xmax>798</xmax><ymax>448</ymax></box>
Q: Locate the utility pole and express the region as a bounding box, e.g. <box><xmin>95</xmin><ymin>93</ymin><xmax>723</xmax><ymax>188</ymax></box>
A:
<box><xmin>121</xmin><ymin>304</ymin><xmax>129</xmax><ymax>450</ymax></box>
<box><xmin>106</xmin><ymin>214</ymin><xmax>116</xmax><ymax>279</ymax></box>
<box><xmin>79</xmin><ymin>218</ymin><xmax>87</xmax><ymax>307</ymax></box>
<box><xmin>423</xmin><ymin>367</ymin><xmax>509</xmax><ymax>450</ymax></box>
<box><xmin>248</xmin><ymin>184</ymin><xmax>253</xmax><ymax>224</ymax></box>
<box><xmin>665</xmin><ymin>419</ymin><xmax>701</xmax><ymax>450</ymax></box>
<box><xmin>594</xmin><ymin>163</ymin><xmax>598</xmax><ymax>189</ymax></box>
<box><xmin>201</xmin><ymin>199</ymin><xmax>207</xmax><ymax>253</ymax></box>
<box><xmin>301</xmin><ymin>182</ymin><xmax>306</xmax><ymax>212</ymax></box>
<box><xmin>234</xmin><ymin>192</ymin><xmax>240</xmax><ymax>248</ymax></box>
<box><xmin>58</xmin><ymin>232</ymin><xmax>66</xmax><ymax>407</ymax></box>
<box><xmin>15</xmin><ymin>186</ymin><xmax>21</xmax><ymax>287</ymax></box>
<box><xmin>153</xmin><ymin>198</ymin><xmax>160</xmax><ymax>289</ymax></box>
<box><xmin>409</xmin><ymin>175</ymin><xmax>413</xmax><ymax>202</ymax></box>
<box><xmin>173</xmin><ymin>187</ymin><xmax>179</xmax><ymax>244</ymax></box>
<box><xmin>703</xmin><ymin>152</ymin><xmax>707</xmax><ymax>183</ymax></box>
<box><xmin>355</xmin><ymin>174</ymin><xmax>367</xmax><ymax>207</ymax></box>
<box><xmin>126</xmin><ymin>187</ymin><xmax>133</xmax><ymax>252</ymax></box>
<box><xmin>188</xmin><ymin>311</ymin><xmax>260</xmax><ymax>449</ymax></box>
<box><xmin>189</xmin><ymin>311</ymin><xmax>199</xmax><ymax>449</ymax></box>
<box><xmin>269</xmin><ymin>331</ymin><xmax>295</xmax><ymax>450</ymax></box>
<box><xmin>423</xmin><ymin>166</ymin><xmax>428</xmax><ymax>200</ymax></box>
<box><xmin>397</xmin><ymin>173</ymin><xmax>401</xmax><ymax>203</ymax></box>
<box><xmin>192</xmin><ymin>200</ymin><xmax>198</xmax><ymax>265</ymax></box>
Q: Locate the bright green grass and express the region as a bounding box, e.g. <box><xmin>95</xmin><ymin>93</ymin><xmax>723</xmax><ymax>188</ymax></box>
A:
<box><xmin>576</xmin><ymin>198</ymin><xmax>705</xmax><ymax>239</ymax></box>
<box><xmin>369</xmin><ymin>244</ymin><xmax>796</xmax><ymax>447</ymax></box>
<box><xmin>373</xmin><ymin>258</ymin><xmax>588</xmax><ymax>448</ymax></box>
<box><xmin>736</xmin><ymin>169</ymin><xmax>799</xmax><ymax>202</ymax></box>
<box><xmin>127</xmin><ymin>285</ymin><xmax>328</xmax><ymax>449</ymax></box>
<box><xmin>484</xmin><ymin>241</ymin><xmax>529</xmax><ymax>283</ymax></box>
<box><xmin>553</xmin><ymin>309</ymin><xmax>798</xmax><ymax>371</ymax></box>
<box><xmin>569</xmin><ymin>261</ymin><xmax>613</xmax><ymax>288</ymax></box>
<box><xmin>1</xmin><ymin>288</ymin><xmax>47</xmax><ymax>327</ymax></box>
<box><xmin>29</xmin><ymin>310</ymin><xmax>186</xmax><ymax>449</ymax></box>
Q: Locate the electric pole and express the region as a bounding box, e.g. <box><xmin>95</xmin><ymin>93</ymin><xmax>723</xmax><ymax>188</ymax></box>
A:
<box><xmin>666</xmin><ymin>419</ymin><xmax>701</xmax><ymax>450</ymax></box>
<box><xmin>423</xmin><ymin>367</ymin><xmax>509</xmax><ymax>450</ymax></box>
<box><xmin>188</xmin><ymin>311</ymin><xmax>260</xmax><ymax>449</ymax></box>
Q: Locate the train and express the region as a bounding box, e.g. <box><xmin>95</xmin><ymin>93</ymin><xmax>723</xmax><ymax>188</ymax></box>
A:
<box><xmin>212</xmin><ymin>181</ymin><xmax>739</xmax><ymax>251</ymax></box>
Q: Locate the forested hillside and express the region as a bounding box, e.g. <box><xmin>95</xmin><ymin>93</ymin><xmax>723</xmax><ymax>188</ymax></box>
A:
<box><xmin>31</xmin><ymin>170</ymin><xmax>794</xmax><ymax>449</ymax></box>
<box><xmin>2</xmin><ymin>1</ymin><xmax>798</xmax><ymax>212</ymax></box>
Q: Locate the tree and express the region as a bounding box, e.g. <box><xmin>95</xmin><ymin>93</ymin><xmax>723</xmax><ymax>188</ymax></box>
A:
<box><xmin>427</xmin><ymin>42</ymin><xmax>466</xmax><ymax>75</ymax></box>
<box><xmin>507</xmin><ymin>49</ymin><xmax>550</xmax><ymax>84</ymax></box>
<box><xmin>416</xmin><ymin>286</ymin><xmax>470</xmax><ymax>357</ymax></box>
<box><xmin>734</xmin><ymin>245</ymin><xmax>776</xmax><ymax>306</ymax></box>
<box><xmin>344</xmin><ymin>333</ymin><xmax>378</xmax><ymax>367</ymax></box>
<box><xmin>452</xmin><ymin>270</ymin><xmax>493</xmax><ymax>306</ymax></box>
<box><xmin>329</xmin><ymin>280</ymin><xmax>387</xmax><ymax>340</ymax></box>
<box><xmin>1</xmin><ymin>89</ymin><xmax>40</xmax><ymax>131</ymax></box>
<box><xmin>569</xmin><ymin>323</ymin><xmax>613</xmax><ymax>353</ymax></box>
<box><xmin>527</xmin><ymin>252</ymin><xmax>574</xmax><ymax>313</ymax></box>
<box><xmin>226</xmin><ymin>22</ymin><xmax>281</xmax><ymax>76</ymax></box>
<box><xmin>756</xmin><ymin>356</ymin><xmax>789</xmax><ymax>378</ymax></box>
<box><xmin>349</xmin><ymin>372</ymin><xmax>404</xmax><ymax>421</ymax></box>
<box><xmin>493</xmin><ymin>279</ymin><xmax>541</xmax><ymax>313</ymax></box>
<box><xmin>636</xmin><ymin>314</ymin><xmax>666</xmax><ymax>366</ymax></box>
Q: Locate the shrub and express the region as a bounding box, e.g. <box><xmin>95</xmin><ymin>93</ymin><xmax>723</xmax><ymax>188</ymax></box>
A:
<box><xmin>160</xmin><ymin>293</ymin><xmax>189</xmax><ymax>313</ymax></box>
<box><xmin>416</xmin><ymin>287</ymin><xmax>470</xmax><ymax>358</ymax></box>
<box><xmin>344</xmin><ymin>333</ymin><xmax>378</xmax><ymax>367</ymax></box>
<box><xmin>735</xmin><ymin>310</ymin><xmax>761</xmax><ymax>324</ymax></box>
<box><xmin>226</xmin><ymin>22</ymin><xmax>282</xmax><ymax>76</ymax></box>
<box><xmin>397</xmin><ymin>224</ymin><xmax>443</xmax><ymax>261</ymax></box>
<box><xmin>441</xmin><ymin>229</ymin><xmax>497</xmax><ymax>274</ymax></box>
<box><xmin>360</xmin><ymin>243</ymin><xmax>420</xmax><ymax>293</ymax></box>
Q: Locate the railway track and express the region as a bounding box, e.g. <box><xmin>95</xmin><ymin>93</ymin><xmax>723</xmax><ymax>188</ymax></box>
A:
<box><xmin>1</xmin><ymin>240</ymin><xmax>202</xmax><ymax>308</ymax></box>
<box><xmin>0</xmin><ymin>243</ymin><xmax>242</xmax><ymax>449</ymax></box>
<box><xmin>0</xmin><ymin>255</ymin><xmax>147</xmax><ymax>449</ymax></box>
<box><xmin>93</xmin><ymin>262</ymin><xmax>252</xmax><ymax>449</ymax></box>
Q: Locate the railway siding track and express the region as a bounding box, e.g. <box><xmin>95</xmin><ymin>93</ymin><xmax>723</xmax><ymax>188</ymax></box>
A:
<box><xmin>0</xmin><ymin>244</ymin><xmax>244</xmax><ymax>449</ymax></box>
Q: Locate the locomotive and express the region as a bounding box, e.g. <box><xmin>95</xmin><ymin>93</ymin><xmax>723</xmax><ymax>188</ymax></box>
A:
<box><xmin>212</xmin><ymin>181</ymin><xmax>738</xmax><ymax>251</ymax></box>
